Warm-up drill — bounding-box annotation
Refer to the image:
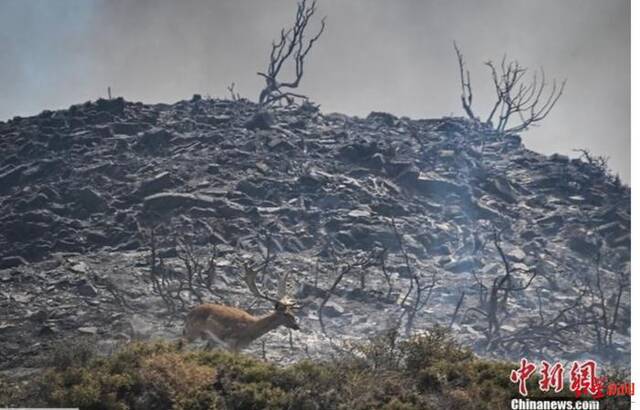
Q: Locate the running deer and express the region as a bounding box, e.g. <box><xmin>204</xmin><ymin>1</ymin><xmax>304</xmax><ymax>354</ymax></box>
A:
<box><xmin>183</xmin><ymin>261</ymin><xmax>300</xmax><ymax>351</ymax></box>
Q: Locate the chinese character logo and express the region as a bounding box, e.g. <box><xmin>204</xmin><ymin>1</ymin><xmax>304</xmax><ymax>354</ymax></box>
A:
<box><xmin>510</xmin><ymin>358</ymin><xmax>634</xmax><ymax>399</ymax></box>
<box><xmin>510</xmin><ymin>358</ymin><xmax>537</xmax><ymax>396</ymax></box>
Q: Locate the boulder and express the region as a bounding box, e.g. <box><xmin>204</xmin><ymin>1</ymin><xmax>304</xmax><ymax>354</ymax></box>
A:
<box><xmin>567</xmin><ymin>235</ymin><xmax>600</xmax><ymax>256</ymax></box>
<box><xmin>550</xmin><ymin>153</ymin><xmax>570</xmax><ymax>163</ymax></box>
<box><xmin>134</xmin><ymin>172</ymin><xmax>176</xmax><ymax>197</ymax></box>
<box><xmin>78</xmin><ymin>326</ymin><xmax>98</xmax><ymax>335</ymax></box>
<box><xmin>321</xmin><ymin>301</ymin><xmax>345</xmax><ymax>318</ymax></box>
<box><xmin>443</xmin><ymin>257</ymin><xmax>477</xmax><ymax>273</ymax></box>
<box><xmin>0</xmin><ymin>164</ymin><xmax>27</xmax><ymax>192</ymax></box>
<box><xmin>96</xmin><ymin>97</ymin><xmax>125</xmax><ymax>115</ymax></box>
<box><xmin>339</xmin><ymin>141</ymin><xmax>379</xmax><ymax>162</ymax></box>
<box><xmin>367</xmin><ymin>111</ymin><xmax>398</xmax><ymax>127</ymax></box>
<box><xmin>369</xmin><ymin>153</ymin><xmax>385</xmax><ymax>170</ymax></box>
<box><xmin>484</xmin><ymin>175</ymin><xmax>519</xmax><ymax>203</ymax></box>
<box><xmin>72</xmin><ymin>187</ymin><xmax>108</xmax><ymax>212</ymax></box>
<box><xmin>143</xmin><ymin>192</ymin><xmax>210</xmax><ymax>211</ymax></box>
<box><xmin>0</xmin><ymin>256</ymin><xmax>28</xmax><ymax>269</ymax></box>
<box><xmin>134</xmin><ymin>127</ymin><xmax>173</xmax><ymax>151</ymax></box>
<box><xmin>266</xmin><ymin>136</ymin><xmax>296</xmax><ymax>151</ymax></box>
<box><xmin>76</xmin><ymin>280</ymin><xmax>98</xmax><ymax>297</ymax></box>
<box><xmin>245</xmin><ymin>111</ymin><xmax>273</xmax><ymax>130</ymax></box>
<box><xmin>111</xmin><ymin>122</ymin><xmax>147</xmax><ymax>136</ymax></box>
<box><xmin>415</xmin><ymin>173</ymin><xmax>468</xmax><ymax>198</ymax></box>
<box><xmin>144</xmin><ymin>192</ymin><xmax>246</xmax><ymax>218</ymax></box>
<box><xmin>507</xmin><ymin>248</ymin><xmax>527</xmax><ymax>263</ymax></box>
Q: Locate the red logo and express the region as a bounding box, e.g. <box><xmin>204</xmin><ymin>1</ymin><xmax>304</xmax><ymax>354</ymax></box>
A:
<box><xmin>539</xmin><ymin>360</ymin><xmax>564</xmax><ymax>393</ymax></box>
<box><xmin>569</xmin><ymin>360</ymin><xmax>605</xmax><ymax>398</ymax></box>
<box><xmin>510</xmin><ymin>358</ymin><xmax>537</xmax><ymax>396</ymax></box>
<box><xmin>510</xmin><ymin>358</ymin><xmax>633</xmax><ymax>399</ymax></box>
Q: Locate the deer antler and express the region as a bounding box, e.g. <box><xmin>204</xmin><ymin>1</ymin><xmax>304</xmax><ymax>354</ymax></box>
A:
<box><xmin>242</xmin><ymin>261</ymin><xmax>280</xmax><ymax>304</ymax></box>
<box><xmin>242</xmin><ymin>260</ymin><xmax>299</xmax><ymax>308</ymax></box>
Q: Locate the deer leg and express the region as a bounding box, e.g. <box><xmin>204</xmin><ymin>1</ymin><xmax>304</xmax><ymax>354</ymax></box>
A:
<box><xmin>202</xmin><ymin>329</ymin><xmax>224</xmax><ymax>350</ymax></box>
<box><xmin>182</xmin><ymin>326</ymin><xmax>198</xmax><ymax>343</ymax></box>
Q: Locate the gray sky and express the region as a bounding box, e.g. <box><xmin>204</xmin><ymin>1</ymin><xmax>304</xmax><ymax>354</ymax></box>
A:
<box><xmin>0</xmin><ymin>0</ymin><xmax>630</xmax><ymax>181</ymax></box>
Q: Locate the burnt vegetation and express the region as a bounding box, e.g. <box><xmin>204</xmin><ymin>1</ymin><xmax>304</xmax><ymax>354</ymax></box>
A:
<box><xmin>257</xmin><ymin>0</ymin><xmax>326</xmax><ymax>107</ymax></box>
<box><xmin>454</xmin><ymin>42</ymin><xmax>566</xmax><ymax>134</ymax></box>
<box><xmin>0</xmin><ymin>0</ymin><xmax>630</xmax><ymax>408</ymax></box>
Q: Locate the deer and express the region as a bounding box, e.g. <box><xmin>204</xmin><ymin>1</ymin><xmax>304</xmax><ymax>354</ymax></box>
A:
<box><xmin>183</xmin><ymin>259</ymin><xmax>300</xmax><ymax>351</ymax></box>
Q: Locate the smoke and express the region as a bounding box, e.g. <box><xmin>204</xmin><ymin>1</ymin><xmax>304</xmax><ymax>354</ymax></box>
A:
<box><xmin>0</xmin><ymin>0</ymin><xmax>630</xmax><ymax>181</ymax></box>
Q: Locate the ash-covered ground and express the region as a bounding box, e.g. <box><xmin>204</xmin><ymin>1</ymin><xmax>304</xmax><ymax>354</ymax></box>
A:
<box><xmin>0</xmin><ymin>96</ymin><xmax>630</xmax><ymax>374</ymax></box>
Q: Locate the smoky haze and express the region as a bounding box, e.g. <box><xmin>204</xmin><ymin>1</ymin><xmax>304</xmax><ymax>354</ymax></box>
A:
<box><xmin>0</xmin><ymin>0</ymin><xmax>630</xmax><ymax>182</ymax></box>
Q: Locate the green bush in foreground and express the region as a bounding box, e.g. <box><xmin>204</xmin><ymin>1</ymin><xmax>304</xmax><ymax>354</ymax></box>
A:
<box><xmin>0</xmin><ymin>326</ymin><xmax>630</xmax><ymax>410</ymax></box>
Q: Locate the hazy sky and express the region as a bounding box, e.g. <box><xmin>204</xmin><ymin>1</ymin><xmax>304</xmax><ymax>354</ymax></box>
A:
<box><xmin>0</xmin><ymin>0</ymin><xmax>630</xmax><ymax>181</ymax></box>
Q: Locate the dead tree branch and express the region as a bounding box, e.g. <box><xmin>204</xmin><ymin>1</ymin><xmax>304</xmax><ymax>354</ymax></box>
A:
<box><xmin>454</xmin><ymin>42</ymin><xmax>477</xmax><ymax>121</ymax></box>
<box><xmin>492</xmin><ymin>289</ymin><xmax>594</xmax><ymax>355</ymax></box>
<box><xmin>583</xmin><ymin>248</ymin><xmax>630</xmax><ymax>350</ymax></box>
<box><xmin>227</xmin><ymin>82</ymin><xmax>241</xmax><ymax>101</ymax></box>
<box><xmin>258</xmin><ymin>0</ymin><xmax>326</xmax><ymax>106</ymax></box>
<box><xmin>449</xmin><ymin>291</ymin><xmax>466</xmax><ymax>329</ymax></box>
<box><xmin>390</xmin><ymin>217</ymin><xmax>439</xmax><ymax>336</ymax></box>
<box><xmin>144</xmin><ymin>224</ymin><xmax>219</xmax><ymax>315</ymax></box>
<box><xmin>454</xmin><ymin>43</ymin><xmax>566</xmax><ymax>134</ymax></box>
<box><xmin>176</xmin><ymin>235</ymin><xmax>218</xmax><ymax>303</ymax></box>
<box><xmin>573</xmin><ymin>148</ymin><xmax>624</xmax><ymax>188</ymax></box>
<box><xmin>318</xmin><ymin>251</ymin><xmax>376</xmax><ymax>335</ymax></box>
<box><xmin>377</xmin><ymin>247</ymin><xmax>394</xmax><ymax>298</ymax></box>
<box><xmin>464</xmin><ymin>228</ymin><xmax>537</xmax><ymax>346</ymax></box>
<box><xmin>574</xmin><ymin>209</ymin><xmax>631</xmax><ymax>351</ymax></box>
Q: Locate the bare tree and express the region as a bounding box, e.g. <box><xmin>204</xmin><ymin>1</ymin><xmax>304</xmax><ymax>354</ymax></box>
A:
<box><xmin>573</xmin><ymin>148</ymin><xmax>625</xmax><ymax>189</ymax></box>
<box><xmin>493</xmin><ymin>289</ymin><xmax>593</xmax><ymax>356</ymax></box>
<box><xmin>258</xmin><ymin>0</ymin><xmax>326</xmax><ymax>106</ymax></box>
<box><xmin>176</xmin><ymin>234</ymin><xmax>218</xmax><ymax>303</ymax></box>
<box><xmin>454</xmin><ymin>42</ymin><xmax>477</xmax><ymax>121</ymax></box>
<box><xmin>227</xmin><ymin>82</ymin><xmax>241</xmax><ymax>101</ymax></box>
<box><xmin>569</xmin><ymin>208</ymin><xmax>631</xmax><ymax>351</ymax></box>
<box><xmin>454</xmin><ymin>42</ymin><xmax>566</xmax><ymax>134</ymax></box>
<box><xmin>318</xmin><ymin>250</ymin><xmax>377</xmax><ymax>335</ymax></box>
<box><xmin>390</xmin><ymin>218</ymin><xmax>439</xmax><ymax>336</ymax></box>
<box><xmin>448</xmin><ymin>291</ymin><xmax>466</xmax><ymax>329</ymax></box>
<box><xmin>577</xmin><ymin>241</ymin><xmax>630</xmax><ymax>351</ymax></box>
<box><xmin>464</xmin><ymin>228</ymin><xmax>537</xmax><ymax>346</ymax></box>
<box><xmin>143</xmin><ymin>224</ymin><xmax>219</xmax><ymax>315</ymax></box>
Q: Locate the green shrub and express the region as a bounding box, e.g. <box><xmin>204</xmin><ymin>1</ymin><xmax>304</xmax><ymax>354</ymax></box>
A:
<box><xmin>0</xmin><ymin>328</ymin><xmax>630</xmax><ymax>409</ymax></box>
<box><xmin>48</xmin><ymin>336</ymin><xmax>98</xmax><ymax>369</ymax></box>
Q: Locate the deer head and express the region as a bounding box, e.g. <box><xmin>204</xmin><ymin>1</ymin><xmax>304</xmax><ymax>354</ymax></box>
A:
<box><xmin>242</xmin><ymin>259</ymin><xmax>301</xmax><ymax>331</ymax></box>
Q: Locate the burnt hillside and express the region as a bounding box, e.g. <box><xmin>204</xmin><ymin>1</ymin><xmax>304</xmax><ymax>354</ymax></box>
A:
<box><xmin>0</xmin><ymin>96</ymin><xmax>630</xmax><ymax>371</ymax></box>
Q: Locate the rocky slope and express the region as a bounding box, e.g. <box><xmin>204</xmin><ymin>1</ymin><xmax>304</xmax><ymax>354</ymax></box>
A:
<box><xmin>0</xmin><ymin>96</ymin><xmax>630</xmax><ymax>372</ymax></box>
